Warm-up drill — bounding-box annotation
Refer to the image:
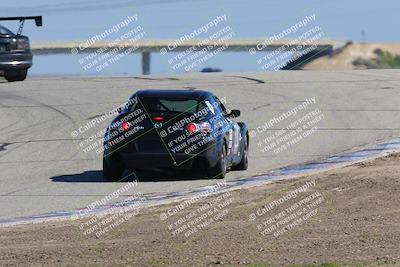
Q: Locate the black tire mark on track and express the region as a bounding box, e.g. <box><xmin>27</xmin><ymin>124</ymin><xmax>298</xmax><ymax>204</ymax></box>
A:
<box><xmin>0</xmin><ymin>94</ymin><xmax>46</xmax><ymax>148</ymax></box>
<box><xmin>0</xmin><ymin>158</ymin><xmax>97</xmax><ymax>164</ymax></box>
<box><xmin>230</xmin><ymin>75</ymin><xmax>265</xmax><ymax>84</ymax></box>
<box><xmin>0</xmin><ymin>143</ymin><xmax>10</xmax><ymax>152</ymax></box>
<box><xmin>252</xmin><ymin>103</ymin><xmax>271</xmax><ymax>111</ymax></box>
<box><xmin>0</xmin><ymin>93</ymin><xmax>79</xmax><ymax>160</ymax></box>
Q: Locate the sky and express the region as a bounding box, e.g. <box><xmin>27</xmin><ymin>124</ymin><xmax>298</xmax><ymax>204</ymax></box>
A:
<box><xmin>0</xmin><ymin>0</ymin><xmax>398</xmax><ymax>75</ymax></box>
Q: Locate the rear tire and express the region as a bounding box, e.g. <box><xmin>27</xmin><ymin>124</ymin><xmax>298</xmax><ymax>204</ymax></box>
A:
<box><xmin>207</xmin><ymin>144</ymin><xmax>227</xmax><ymax>179</ymax></box>
<box><xmin>103</xmin><ymin>157</ymin><xmax>124</xmax><ymax>181</ymax></box>
<box><xmin>231</xmin><ymin>135</ymin><xmax>248</xmax><ymax>171</ymax></box>
<box><xmin>5</xmin><ymin>69</ymin><xmax>28</xmax><ymax>82</ymax></box>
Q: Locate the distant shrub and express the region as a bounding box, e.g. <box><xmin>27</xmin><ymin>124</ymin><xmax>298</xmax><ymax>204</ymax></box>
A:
<box><xmin>353</xmin><ymin>49</ymin><xmax>400</xmax><ymax>69</ymax></box>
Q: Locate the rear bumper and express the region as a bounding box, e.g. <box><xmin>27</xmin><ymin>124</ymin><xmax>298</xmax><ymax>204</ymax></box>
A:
<box><xmin>122</xmin><ymin>153</ymin><xmax>197</xmax><ymax>170</ymax></box>
<box><xmin>103</xmin><ymin>131</ymin><xmax>223</xmax><ymax>172</ymax></box>
<box><xmin>104</xmin><ymin>145</ymin><xmax>220</xmax><ymax>172</ymax></box>
<box><xmin>0</xmin><ymin>52</ymin><xmax>32</xmax><ymax>70</ymax></box>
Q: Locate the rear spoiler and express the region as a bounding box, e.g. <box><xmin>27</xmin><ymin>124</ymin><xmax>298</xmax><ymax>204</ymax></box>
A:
<box><xmin>0</xmin><ymin>16</ymin><xmax>42</xmax><ymax>35</ymax></box>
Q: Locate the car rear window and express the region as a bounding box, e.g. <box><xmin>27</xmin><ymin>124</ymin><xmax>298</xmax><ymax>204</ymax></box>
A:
<box><xmin>134</xmin><ymin>97</ymin><xmax>200</xmax><ymax>115</ymax></box>
<box><xmin>0</xmin><ymin>25</ymin><xmax>14</xmax><ymax>35</ymax></box>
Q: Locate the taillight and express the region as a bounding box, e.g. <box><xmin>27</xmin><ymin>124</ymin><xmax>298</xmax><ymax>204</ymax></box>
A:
<box><xmin>152</xmin><ymin>116</ymin><xmax>164</xmax><ymax>121</ymax></box>
<box><xmin>121</xmin><ymin>121</ymin><xmax>130</xmax><ymax>131</ymax></box>
<box><xmin>186</xmin><ymin>122</ymin><xmax>211</xmax><ymax>134</ymax></box>
<box><xmin>187</xmin><ymin>123</ymin><xmax>197</xmax><ymax>134</ymax></box>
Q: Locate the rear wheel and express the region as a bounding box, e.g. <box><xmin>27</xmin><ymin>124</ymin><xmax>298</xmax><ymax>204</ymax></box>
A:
<box><xmin>232</xmin><ymin>135</ymin><xmax>248</xmax><ymax>170</ymax></box>
<box><xmin>103</xmin><ymin>157</ymin><xmax>124</xmax><ymax>181</ymax></box>
<box><xmin>5</xmin><ymin>69</ymin><xmax>28</xmax><ymax>82</ymax></box>
<box><xmin>207</xmin><ymin>144</ymin><xmax>227</xmax><ymax>179</ymax></box>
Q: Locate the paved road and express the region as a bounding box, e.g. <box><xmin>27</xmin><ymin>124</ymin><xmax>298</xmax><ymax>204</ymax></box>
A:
<box><xmin>1</xmin><ymin>70</ymin><xmax>400</xmax><ymax>220</ymax></box>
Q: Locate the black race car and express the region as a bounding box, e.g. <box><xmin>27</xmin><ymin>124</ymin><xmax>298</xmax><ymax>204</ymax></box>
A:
<box><xmin>103</xmin><ymin>90</ymin><xmax>249</xmax><ymax>181</ymax></box>
<box><xmin>0</xmin><ymin>16</ymin><xmax>42</xmax><ymax>82</ymax></box>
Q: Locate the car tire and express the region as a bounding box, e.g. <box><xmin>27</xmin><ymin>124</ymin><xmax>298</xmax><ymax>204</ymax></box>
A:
<box><xmin>5</xmin><ymin>69</ymin><xmax>28</xmax><ymax>82</ymax></box>
<box><xmin>231</xmin><ymin>135</ymin><xmax>248</xmax><ymax>171</ymax></box>
<box><xmin>207</xmin><ymin>144</ymin><xmax>227</xmax><ymax>179</ymax></box>
<box><xmin>103</xmin><ymin>157</ymin><xmax>124</xmax><ymax>181</ymax></box>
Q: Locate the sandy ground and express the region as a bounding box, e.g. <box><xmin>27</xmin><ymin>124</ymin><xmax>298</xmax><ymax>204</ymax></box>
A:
<box><xmin>1</xmin><ymin>153</ymin><xmax>400</xmax><ymax>267</ymax></box>
<box><xmin>303</xmin><ymin>43</ymin><xmax>400</xmax><ymax>70</ymax></box>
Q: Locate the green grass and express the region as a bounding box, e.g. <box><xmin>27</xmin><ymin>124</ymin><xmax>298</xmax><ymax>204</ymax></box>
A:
<box><xmin>353</xmin><ymin>49</ymin><xmax>400</xmax><ymax>69</ymax></box>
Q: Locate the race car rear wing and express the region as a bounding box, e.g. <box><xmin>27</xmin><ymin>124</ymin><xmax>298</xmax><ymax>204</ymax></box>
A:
<box><xmin>0</xmin><ymin>16</ymin><xmax>42</xmax><ymax>35</ymax></box>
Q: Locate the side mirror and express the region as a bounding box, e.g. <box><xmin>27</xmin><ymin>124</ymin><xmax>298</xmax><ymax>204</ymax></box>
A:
<box><xmin>229</xmin><ymin>109</ymin><xmax>241</xmax><ymax>118</ymax></box>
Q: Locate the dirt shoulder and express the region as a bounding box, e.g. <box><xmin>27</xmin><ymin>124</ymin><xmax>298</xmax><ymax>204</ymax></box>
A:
<box><xmin>1</xmin><ymin>154</ymin><xmax>400</xmax><ymax>267</ymax></box>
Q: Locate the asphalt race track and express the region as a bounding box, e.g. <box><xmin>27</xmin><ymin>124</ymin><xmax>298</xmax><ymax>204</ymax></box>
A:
<box><xmin>1</xmin><ymin>70</ymin><xmax>400</xmax><ymax>220</ymax></box>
